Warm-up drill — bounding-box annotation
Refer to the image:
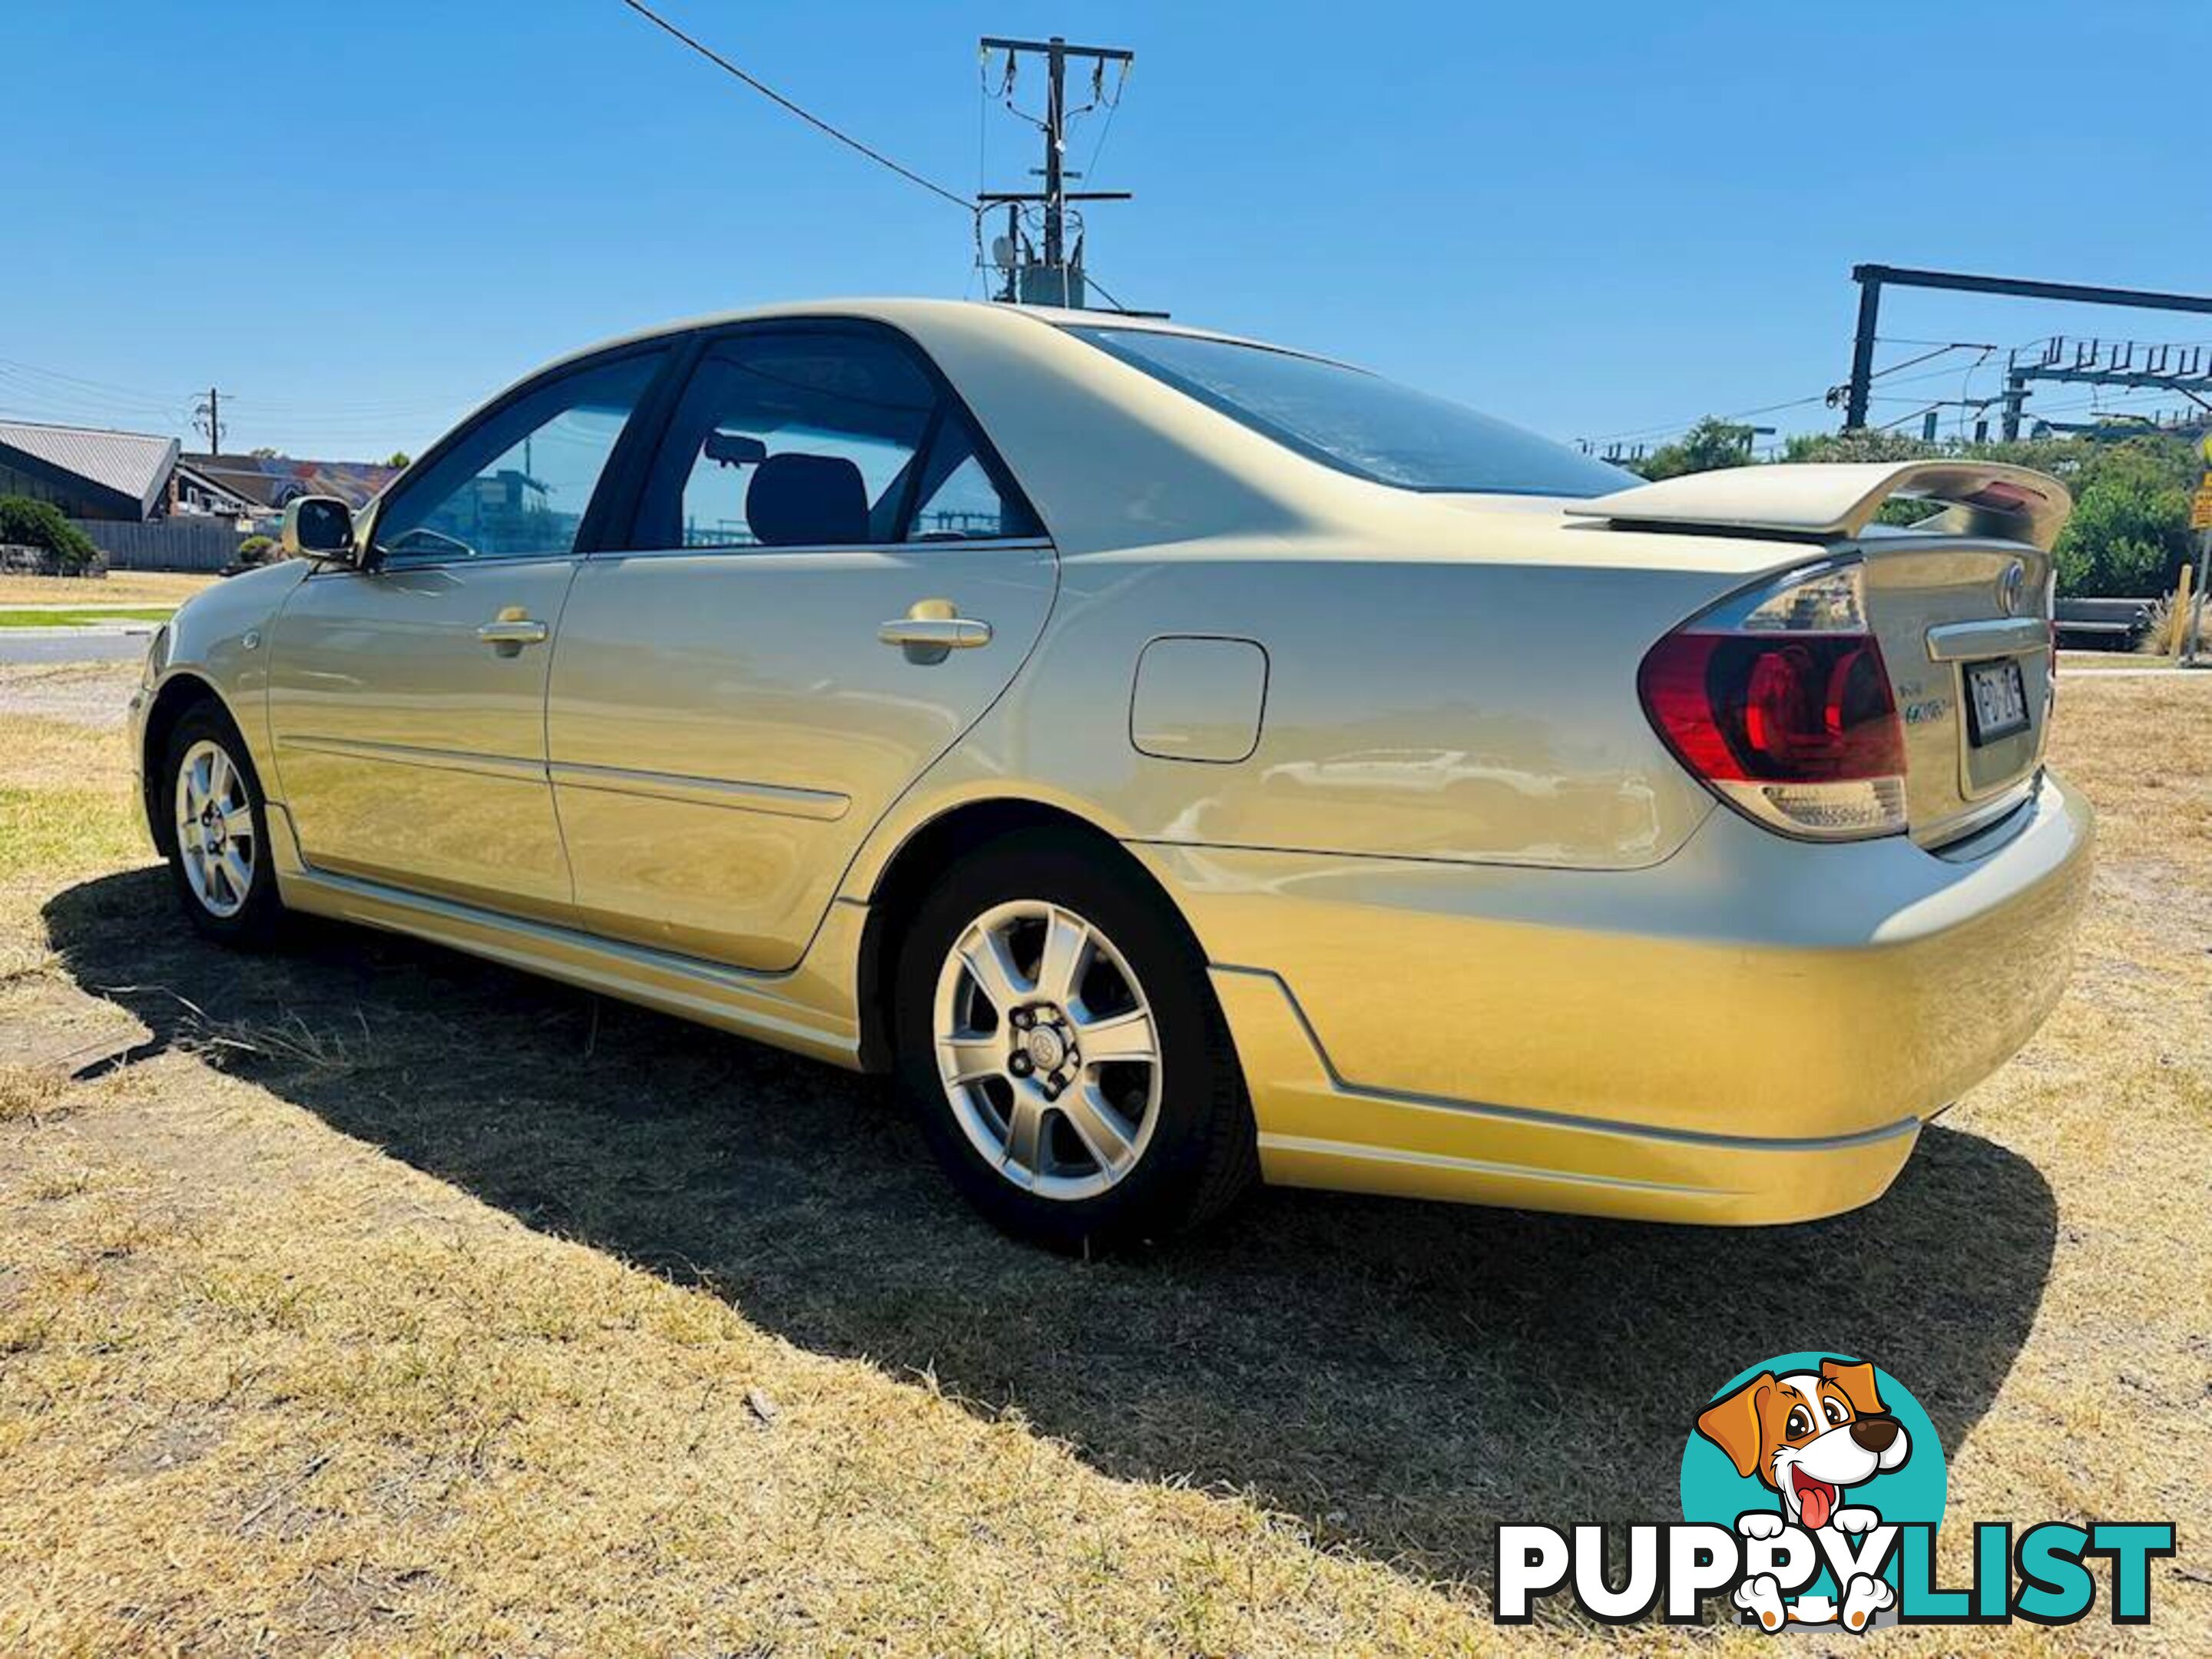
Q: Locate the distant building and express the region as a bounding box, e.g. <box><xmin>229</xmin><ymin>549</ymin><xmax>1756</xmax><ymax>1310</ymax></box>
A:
<box><xmin>180</xmin><ymin>453</ymin><xmax>401</xmax><ymax>514</ymax></box>
<box><xmin>171</xmin><ymin>461</ymin><xmax>264</xmax><ymax>520</ymax></box>
<box><xmin>0</xmin><ymin>415</ymin><xmax>406</xmax><ymax>532</ymax></box>
<box><xmin>0</xmin><ymin>418</ymin><xmax>178</xmax><ymax>521</ymax></box>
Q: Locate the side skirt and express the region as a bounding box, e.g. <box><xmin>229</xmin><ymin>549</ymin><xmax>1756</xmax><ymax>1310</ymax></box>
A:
<box><xmin>270</xmin><ymin>817</ymin><xmax>866</xmax><ymax>1071</ymax></box>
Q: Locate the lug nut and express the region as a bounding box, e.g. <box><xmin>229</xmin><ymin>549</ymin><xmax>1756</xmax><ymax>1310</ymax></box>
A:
<box><xmin>1012</xmin><ymin>1008</ymin><xmax>1035</xmax><ymax>1031</ymax></box>
<box><xmin>1009</xmin><ymin>1054</ymin><xmax>1032</xmax><ymax>1076</ymax></box>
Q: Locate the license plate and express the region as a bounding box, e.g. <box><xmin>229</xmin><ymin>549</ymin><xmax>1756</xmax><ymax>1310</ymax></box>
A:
<box><xmin>1964</xmin><ymin>657</ymin><xmax>2030</xmax><ymax>745</ymax></box>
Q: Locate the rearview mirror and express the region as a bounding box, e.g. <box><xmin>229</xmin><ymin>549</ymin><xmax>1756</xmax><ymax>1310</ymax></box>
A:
<box><xmin>704</xmin><ymin>430</ymin><xmax>768</xmax><ymax>468</ymax></box>
<box><xmin>282</xmin><ymin>495</ymin><xmax>358</xmax><ymax>563</ymax></box>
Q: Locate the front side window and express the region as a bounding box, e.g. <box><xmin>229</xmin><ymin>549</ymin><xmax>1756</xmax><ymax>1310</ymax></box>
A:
<box><xmin>1065</xmin><ymin>325</ymin><xmax>1633</xmax><ymax>498</ymax></box>
<box><xmin>373</xmin><ymin>352</ymin><xmax>664</xmax><ymax>565</ymax></box>
<box><xmin>636</xmin><ymin>332</ymin><xmax>939</xmax><ymax>550</ymax></box>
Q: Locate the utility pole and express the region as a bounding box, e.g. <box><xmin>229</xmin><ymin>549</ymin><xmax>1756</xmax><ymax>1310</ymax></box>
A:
<box><xmin>2187</xmin><ymin>432</ymin><xmax>2212</xmax><ymax>666</ymax></box>
<box><xmin>979</xmin><ymin>34</ymin><xmax>1133</xmax><ymax>310</ymax></box>
<box><xmin>193</xmin><ymin>386</ymin><xmax>226</xmax><ymax>453</ymax></box>
<box><xmin>1999</xmin><ymin>350</ymin><xmax>2030</xmax><ymax>442</ymax></box>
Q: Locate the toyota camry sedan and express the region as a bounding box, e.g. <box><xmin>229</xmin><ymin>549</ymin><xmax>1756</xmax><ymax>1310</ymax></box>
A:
<box><xmin>130</xmin><ymin>300</ymin><xmax>2091</xmax><ymax>1248</ymax></box>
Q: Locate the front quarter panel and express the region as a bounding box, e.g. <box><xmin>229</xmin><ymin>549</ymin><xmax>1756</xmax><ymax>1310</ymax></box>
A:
<box><xmin>137</xmin><ymin>561</ymin><xmax>311</xmax><ymax>796</ymax></box>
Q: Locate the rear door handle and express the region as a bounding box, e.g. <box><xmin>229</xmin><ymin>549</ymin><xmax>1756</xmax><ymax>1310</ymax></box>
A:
<box><xmin>477</xmin><ymin>612</ymin><xmax>548</xmax><ymax>655</ymax></box>
<box><xmin>879</xmin><ymin>599</ymin><xmax>992</xmax><ymax>664</ymax></box>
<box><xmin>878</xmin><ymin>618</ymin><xmax>992</xmax><ymax>650</ymax></box>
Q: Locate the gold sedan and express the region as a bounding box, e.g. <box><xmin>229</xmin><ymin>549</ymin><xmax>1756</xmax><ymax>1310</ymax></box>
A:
<box><xmin>129</xmin><ymin>301</ymin><xmax>2091</xmax><ymax>1249</ymax></box>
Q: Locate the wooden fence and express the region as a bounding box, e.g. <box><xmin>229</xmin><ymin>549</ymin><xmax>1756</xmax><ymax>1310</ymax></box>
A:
<box><xmin>66</xmin><ymin>518</ymin><xmax>248</xmax><ymax>572</ymax></box>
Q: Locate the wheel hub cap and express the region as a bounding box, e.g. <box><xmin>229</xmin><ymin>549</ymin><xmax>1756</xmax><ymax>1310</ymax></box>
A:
<box><xmin>1022</xmin><ymin>1020</ymin><xmax>1068</xmax><ymax>1073</ymax></box>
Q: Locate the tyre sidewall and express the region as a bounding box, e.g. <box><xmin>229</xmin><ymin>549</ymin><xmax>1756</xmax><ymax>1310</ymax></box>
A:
<box><xmin>894</xmin><ymin>831</ymin><xmax>1244</xmax><ymax>1250</ymax></box>
<box><xmin>163</xmin><ymin>703</ymin><xmax>282</xmax><ymax>947</ymax></box>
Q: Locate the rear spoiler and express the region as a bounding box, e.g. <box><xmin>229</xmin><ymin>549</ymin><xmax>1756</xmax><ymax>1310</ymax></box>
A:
<box><xmin>1565</xmin><ymin>461</ymin><xmax>2072</xmax><ymax>551</ymax></box>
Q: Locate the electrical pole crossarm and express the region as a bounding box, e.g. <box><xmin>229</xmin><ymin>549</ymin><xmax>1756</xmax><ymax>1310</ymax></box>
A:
<box><xmin>978</xmin><ymin>190</ymin><xmax>1132</xmax><ymax>203</ymax></box>
<box><xmin>1852</xmin><ymin>264</ymin><xmax>2212</xmax><ymax>315</ymax></box>
<box><xmin>980</xmin><ymin>35</ymin><xmax>1131</xmax><ymax>60</ymax></box>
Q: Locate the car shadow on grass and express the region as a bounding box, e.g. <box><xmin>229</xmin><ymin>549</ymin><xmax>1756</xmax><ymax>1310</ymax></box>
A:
<box><xmin>45</xmin><ymin>866</ymin><xmax>2058</xmax><ymax>1585</ymax></box>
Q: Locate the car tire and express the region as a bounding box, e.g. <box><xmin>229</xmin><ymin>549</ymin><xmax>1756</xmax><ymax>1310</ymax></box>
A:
<box><xmin>162</xmin><ymin>702</ymin><xmax>284</xmax><ymax>949</ymax></box>
<box><xmin>893</xmin><ymin>827</ymin><xmax>1260</xmax><ymax>1251</ymax></box>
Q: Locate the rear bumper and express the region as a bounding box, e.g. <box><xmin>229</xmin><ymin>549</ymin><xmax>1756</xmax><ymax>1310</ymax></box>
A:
<box><xmin>1136</xmin><ymin>770</ymin><xmax>2092</xmax><ymax>1224</ymax></box>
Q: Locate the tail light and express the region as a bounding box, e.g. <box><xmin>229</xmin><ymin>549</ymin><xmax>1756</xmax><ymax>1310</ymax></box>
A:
<box><xmin>1637</xmin><ymin>559</ymin><xmax>1907</xmax><ymax>840</ymax></box>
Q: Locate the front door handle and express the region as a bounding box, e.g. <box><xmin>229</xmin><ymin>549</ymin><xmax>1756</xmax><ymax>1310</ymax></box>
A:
<box><xmin>477</xmin><ymin>610</ymin><xmax>548</xmax><ymax>657</ymax></box>
<box><xmin>879</xmin><ymin>598</ymin><xmax>992</xmax><ymax>665</ymax></box>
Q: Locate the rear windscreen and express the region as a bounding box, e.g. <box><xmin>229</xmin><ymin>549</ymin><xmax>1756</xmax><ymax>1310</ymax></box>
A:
<box><xmin>1066</xmin><ymin>325</ymin><xmax>1634</xmax><ymax>498</ymax></box>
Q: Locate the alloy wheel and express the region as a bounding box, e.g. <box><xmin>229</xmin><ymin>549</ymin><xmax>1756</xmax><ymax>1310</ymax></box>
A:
<box><xmin>932</xmin><ymin>899</ymin><xmax>1164</xmax><ymax>1201</ymax></box>
<box><xmin>174</xmin><ymin>737</ymin><xmax>257</xmax><ymax>919</ymax></box>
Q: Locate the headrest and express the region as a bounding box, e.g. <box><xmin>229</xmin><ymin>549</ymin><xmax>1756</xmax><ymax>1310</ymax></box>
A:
<box><xmin>746</xmin><ymin>452</ymin><xmax>868</xmax><ymax>547</ymax></box>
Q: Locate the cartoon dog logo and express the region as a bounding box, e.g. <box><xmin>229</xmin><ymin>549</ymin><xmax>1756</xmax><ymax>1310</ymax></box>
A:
<box><xmin>1695</xmin><ymin>1358</ymin><xmax>1911</xmax><ymax>1632</ymax></box>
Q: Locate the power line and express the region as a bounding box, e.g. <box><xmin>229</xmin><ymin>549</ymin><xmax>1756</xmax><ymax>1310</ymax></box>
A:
<box><xmin>1867</xmin><ymin>341</ymin><xmax>1992</xmax><ymax>380</ymax></box>
<box><xmin>1079</xmin><ymin>58</ymin><xmax>1131</xmax><ymax>179</ymax></box>
<box><xmin>1082</xmin><ymin>270</ymin><xmax>1141</xmax><ymax>314</ymax></box>
<box><xmin>0</xmin><ymin>357</ymin><xmax>195</xmax><ymax>406</ymax></box>
<box><xmin>615</xmin><ymin>0</ymin><xmax>972</xmax><ymax>212</ymax></box>
<box><xmin>1579</xmin><ymin>390</ymin><xmax>1832</xmax><ymax>449</ymax></box>
<box><xmin>1582</xmin><ymin>341</ymin><xmax>2034</xmax><ymax>450</ymax></box>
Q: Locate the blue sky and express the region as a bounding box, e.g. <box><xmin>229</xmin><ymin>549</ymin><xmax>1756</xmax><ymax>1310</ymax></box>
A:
<box><xmin>9</xmin><ymin>1</ymin><xmax>2212</xmax><ymax>460</ymax></box>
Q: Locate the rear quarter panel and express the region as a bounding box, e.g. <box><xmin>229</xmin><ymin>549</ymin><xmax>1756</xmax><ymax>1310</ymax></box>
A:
<box><xmin>844</xmin><ymin>528</ymin><xmax>1758</xmax><ymax>889</ymax></box>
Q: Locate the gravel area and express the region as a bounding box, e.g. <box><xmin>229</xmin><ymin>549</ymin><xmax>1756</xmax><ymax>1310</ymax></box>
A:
<box><xmin>0</xmin><ymin>661</ymin><xmax>140</xmax><ymax>728</ymax></box>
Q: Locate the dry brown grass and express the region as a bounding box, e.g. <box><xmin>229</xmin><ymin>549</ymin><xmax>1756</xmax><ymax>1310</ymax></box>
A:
<box><xmin>0</xmin><ymin>676</ymin><xmax>2207</xmax><ymax>1654</ymax></box>
<box><xmin>0</xmin><ymin>571</ymin><xmax>217</xmax><ymax>607</ymax></box>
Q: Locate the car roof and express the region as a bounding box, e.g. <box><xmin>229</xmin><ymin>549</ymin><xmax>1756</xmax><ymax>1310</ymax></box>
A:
<box><xmin>535</xmin><ymin>297</ymin><xmax>1342</xmax><ymax>379</ymax></box>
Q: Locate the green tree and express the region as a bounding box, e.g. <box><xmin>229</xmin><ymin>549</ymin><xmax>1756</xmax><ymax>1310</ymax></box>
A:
<box><xmin>1782</xmin><ymin>427</ymin><xmax>1939</xmax><ymax>465</ymax></box>
<box><xmin>385</xmin><ymin>451</ymin><xmax>412</xmax><ymax>469</ymax></box>
<box><xmin>1637</xmin><ymin>416</ymin><xmax>1759</xmax><ymax>480</ymax></box>
<box><xmin>2049</xmin><ymin>450</ymin><xmax>2193</xmax><ymax>597</ymax></box>
<box><xmin>0</xmin><ymin>495</ymin><xmax>100</xmax><ymax>574</ymax></box>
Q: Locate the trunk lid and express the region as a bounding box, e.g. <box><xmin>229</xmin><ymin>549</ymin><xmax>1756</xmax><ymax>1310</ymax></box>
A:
<box><xmin>1857</xmin><ymin>531</ymin><xmax>2052</xmax><ymax>844</ymax></box>
<box><xmin>1568</xmin><ymin>460</ymin><xmax>2071</xmax><ymax>845</ymax></box>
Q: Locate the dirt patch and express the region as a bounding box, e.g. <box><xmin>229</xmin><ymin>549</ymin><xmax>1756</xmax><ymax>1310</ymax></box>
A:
<box><xmin>0</xmin><ymin>661</ymin><xmax>139</xmax><ymax>730</ymax></box>
<box><xmin>0</xmin><ymin>673</ymin><xmax>2205</xmax><ymax>1653</ymax></box>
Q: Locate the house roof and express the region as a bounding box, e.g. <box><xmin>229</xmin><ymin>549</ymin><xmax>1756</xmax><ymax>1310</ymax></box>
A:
<box><xmin>182</xmin><ymin>453</ymin><xmax>402</xmax><ymax>511</ymax></box>
<box><xmin>0</xmin><ymin>418</ymin><xmax>178</xmax><ymax>517</ymax></box>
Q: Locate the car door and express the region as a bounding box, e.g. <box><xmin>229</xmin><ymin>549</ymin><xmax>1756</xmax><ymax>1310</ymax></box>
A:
<box><xmin>545</xmin><ymin>321</ymin><xmax>1058</xmax><ymax>969</ymax></box>
<box><xmin>267</xmin><ymin>346</ymin><xmax>670</xmax><ymax>921</ymax></box>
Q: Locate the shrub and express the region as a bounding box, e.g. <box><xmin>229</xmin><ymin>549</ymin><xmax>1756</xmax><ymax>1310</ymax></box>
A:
<box><xmin>0</xmin><ymin>495</ymin><xmax>100</xmax><ymax>574</ymax></box>
<box><xmin>237</xmin><ymin>535</ymin><xmax>277</xmax><ymax>566</ymax></box>
<box><xmin>2134</xmin><ymin>594</ymin><xmax>2175</xmax><ymax>657</ymax></box>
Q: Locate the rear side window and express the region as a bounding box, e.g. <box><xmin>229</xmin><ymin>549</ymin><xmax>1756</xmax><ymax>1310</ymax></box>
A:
<box><xmin>1066</xmin><ymin>325</ymin><xmax>1633</xmax><ymax>498</ymax></box>
<box><xmin>633</xmin><ymin>333</ymin><xmax>926</xmax><ymax>549</ymax></box>
<box><xmin>906</xmin><ymin>414</ymin><xmax>1041</xmax><ymax>541</ymax></box>
<box><xmin>629</xmin><ymin>329</ymin><xmax>1042</xmax><ymax>550</ymax></box>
